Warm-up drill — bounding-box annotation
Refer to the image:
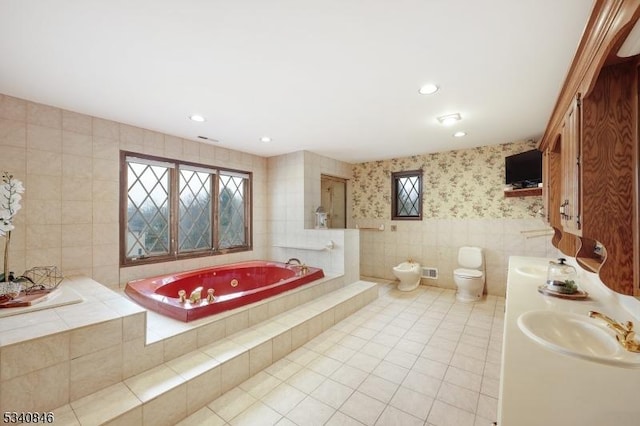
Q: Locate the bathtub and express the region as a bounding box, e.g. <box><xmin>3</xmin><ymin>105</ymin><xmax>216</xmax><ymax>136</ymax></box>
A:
<box><xmin>124</xmin><ymin>260</ymin><xmax>325</xmax><ymax>322</ymax></box>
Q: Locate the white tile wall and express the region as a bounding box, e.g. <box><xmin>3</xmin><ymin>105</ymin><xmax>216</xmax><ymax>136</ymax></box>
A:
<box><xmin>358</xmin><ymin>217</ymin><xmax>558</xmax><ymax>296</ymax></box>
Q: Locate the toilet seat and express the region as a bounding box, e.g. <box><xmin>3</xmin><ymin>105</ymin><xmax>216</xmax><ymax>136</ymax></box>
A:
<box><xmin>454</xmin><ymin>268</ymin><xmax>483</xmax><ymax>278</ymax></box>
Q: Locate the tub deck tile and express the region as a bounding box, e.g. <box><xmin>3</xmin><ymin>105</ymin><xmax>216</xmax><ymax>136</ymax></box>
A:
<box><xmin>54</xmin><ymin>280</ymin><xmax>378</xmax><ymax>425</ymax></box>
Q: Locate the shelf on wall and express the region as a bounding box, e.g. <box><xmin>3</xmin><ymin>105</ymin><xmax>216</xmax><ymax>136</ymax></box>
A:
<box><xmin>576</xmin><ymin>256</ymin><xmax>603</xmax><ymax>273</ymax></box>
<box><xmin>504</xmin><ymin>187</ymin><xmax>543</xmax><ymax>197</ymax></box>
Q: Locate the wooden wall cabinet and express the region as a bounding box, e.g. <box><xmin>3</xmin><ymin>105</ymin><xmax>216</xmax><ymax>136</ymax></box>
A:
<box><xmin>578</xmin><ymin>60</ymin><xmax>637</xmax><ymax>293</ymax></box>
<box><xmin>539</xmin><ymin>0</ymin><xmax>640</xmax><ymax>296</ymax></box>
<box><xmin>544</xmin><ymin>134</ymin><xmax>578</xmax><ymax>257</ymax></box>
<box><xmin>559</xmin><ymin>95</ymin><xmax>582</xmax><ymax>236</ymax></box>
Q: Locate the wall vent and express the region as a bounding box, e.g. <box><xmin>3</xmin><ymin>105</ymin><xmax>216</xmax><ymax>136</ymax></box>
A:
<box><xmin>422</xmin><ymin>267</ymin><xmax>438</xmax><ymax>279</ymax></box>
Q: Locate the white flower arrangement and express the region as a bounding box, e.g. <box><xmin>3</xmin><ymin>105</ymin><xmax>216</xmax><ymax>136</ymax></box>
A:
<box><xmin>1</xmin><ymin>172</ymin><xmax>24</xmax><ymax>284</ymax></box>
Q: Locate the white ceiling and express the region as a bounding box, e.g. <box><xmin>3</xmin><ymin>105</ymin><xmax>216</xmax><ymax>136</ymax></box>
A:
<box><xmin>0</xmin><ymin>0</ymin><xmax>593</xmax><ymax>163</ymax></box>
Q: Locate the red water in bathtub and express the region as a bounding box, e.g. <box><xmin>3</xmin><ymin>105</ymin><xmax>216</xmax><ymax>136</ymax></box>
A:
<box><xmin>124</xmin><ymin>260</ymin><xmax>324</xmax><ymax>322</ymax></box>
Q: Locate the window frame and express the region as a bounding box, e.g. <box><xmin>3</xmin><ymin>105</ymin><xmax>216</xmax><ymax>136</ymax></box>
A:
<box><xmin>391</xmin><ymin>169</ymin><xmax>423</xmax><ymax>221</ymax></box>
<box><xmin>119</xmin><ymin>151</ymin><xmax>252</xmax><ymax>267</ymax></box>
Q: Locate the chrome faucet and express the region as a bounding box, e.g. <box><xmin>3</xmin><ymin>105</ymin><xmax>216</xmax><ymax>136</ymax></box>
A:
<box><xmin>588</xmin><ymin>311</ymin><xmax>640</xmax><ymax>353</ymax></box>
<box><xmin>286</xmin><ymin>258</ymin><xmax>302</xmax><ymax>265</ymax></box>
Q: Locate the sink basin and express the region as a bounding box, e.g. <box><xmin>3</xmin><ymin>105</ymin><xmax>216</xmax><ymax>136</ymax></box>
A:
<box><xmin>517</xmin><ymin>310</ymin><xmax>640</xmax><ymax>368</ymax></box>
<box><xmin>515</xmin><ymin>265</ymin><xmax>548</xmax><ymax>278</ymax></box>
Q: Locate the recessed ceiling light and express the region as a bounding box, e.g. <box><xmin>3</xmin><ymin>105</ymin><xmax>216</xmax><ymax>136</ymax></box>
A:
<box><xmin>260</xmin><ymin>136</ymin><xmax>271</xmax><ymax>143</ymax></box>
<box><xmin>189</xmin><ymin>114</ymin><xmax>206</xmax><ymax>122</ymax></box>
<box><xmin>453</xmin><ymin>131</ymin><xmax>467</xmax><ymax>137</ymax></box>
<box><xmin>419</xmin><ymin>84</ymin><xmax>439</xmax><ymax>95</ymax></box>
<box><xmin>197</xmin><ymin>135</ymin><xmax>219</xmax><ymax>142</ymax></box>
<box><xmin>437</xmin><ymin>113</ymin><xmax>461</xmax><ymax>126</ymax></box>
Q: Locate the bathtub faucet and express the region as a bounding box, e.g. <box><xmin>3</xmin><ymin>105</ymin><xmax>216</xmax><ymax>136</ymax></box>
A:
<box><xmin>286</xmin><ymin>258</ymin><xmax>308</xmax><ymax>275</ymax></box>
<box><xmin>190</xmin><ymin>286</ymin><xmax>203</xmax><ymax>303</ymax></box>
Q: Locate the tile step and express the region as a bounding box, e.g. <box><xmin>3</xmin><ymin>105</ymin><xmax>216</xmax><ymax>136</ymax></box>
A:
<box><xmin>54</xmin><ymin>280</ymin><xmax>378</xmax><ymax>426</ymax></box>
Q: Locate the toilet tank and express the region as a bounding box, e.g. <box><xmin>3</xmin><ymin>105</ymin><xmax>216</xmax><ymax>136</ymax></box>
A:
<box><xmin>458</xmin><ymin>246</ymin><xmax>483</xmax><ymax>269</ymax></box>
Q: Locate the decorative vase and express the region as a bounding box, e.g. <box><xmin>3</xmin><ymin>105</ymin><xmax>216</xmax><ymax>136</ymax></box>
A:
<box><xmin>0</xmin><ymin>281</ymin><xmax>22</xmax><ymax>299</ymax></box>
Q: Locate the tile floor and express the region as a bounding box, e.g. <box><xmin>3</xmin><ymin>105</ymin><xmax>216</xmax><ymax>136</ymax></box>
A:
<box><xmin>177</xmin><ymin>280</ymin><xmax>505</xmax><ymax>426</ymax></box>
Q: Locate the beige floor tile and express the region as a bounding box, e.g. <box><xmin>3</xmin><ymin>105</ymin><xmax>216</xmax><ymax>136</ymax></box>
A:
<box><xmin>436</xmin><ymin>381</ymin><xmax>479</xmax><ymax>414</ymax></box>
<box><xmin>239</xmin><ymin>370</ymin><xmax>282</xmax><ymax>399</ymax></box>
<box><xmin>346</xmin><ymin>352</ymin><xmax>380</xmax><ymax>373</ymax></box>
<box><xmin>262</xmin><ymin>382</ymin><xmax>307</xmax><ymax>415</ymax></box>
<box><xmin>476</xmin><ymin>394</ymin><xmax>498</xmax><ymax>421</ymax></box>
<box><xmin>96</xmin><ymin>283</ymin><xmax>505</xmax><ymax>426</ymax></box>
<box><xmin>229</xmin><ymin>400</ymin><xmax>282</xmax><ymax>426</ymax></box>
<box><xmin>454</xmin><ymin>342</ymin><xmax>487</xmax><ymax>362</ymax></box>
<box><xmin>306</xmin><ymin>354</ymin><xmax>342</xmax><ymax>377</ymax></box>
<box><xmin>165</xmin><ymin>350</ymin><xmax>220</xmax><ymax>380</ymax></box>
<box><xmin>339</xmin><ymin>391</ymin><xmax>386</xmax><ymax>426</ymax></box>
<box><xmin>427</xmin><ymin>400</ymin><xmax>475</xmax><ymax>426</ymax></box>
<box><xmin>326</xmin><ymin>411</ymin><xmax>366</xmax><ymax>425</ymax></box>
<box><xmin>411</xmin><ymin>356</ymin><xmax>449</xmax><ymax>380</ymax></box>
<box><xmin>274</xmin><ymin>417</ymin><xmax>298</xmax><ymax>426</ymax></box>
<box><xmin>285</xmin><ymin>346</ymin><xmax>319</xmax><ymax>366</ymax></box>
<box><xmin>324</xmin><ymin>343</ymin><xmax>357</xmax><ymax>362</ymax></box>
<box><xmin>360</xmin><ymin>341</ymin><xmax>392</xmax><ymax>359</ymax></box>
<box><xmin>375</xmin><ymin>405</ymin><xmax>424</xmax><ymax>426</ymax></box>
<box><xmin>449</xmin><ymin>353</ymin><xmax>485</xmax><ymax>375</ymax></box>
<box><xmin>444</xmin><ymin>365</ymin><xmax>483</xmax><ymax>392</ymax></box>
<box><xmin>286</xmin><ymin>367</ymin><xmax>325</xmax><ymax>394</ymax></box>
<box><xmin>421</xmin><ymin>346</ymin><xmax>454</xmax><ymax>364</ymax></box>
<box><xmin>124</xmin><ymin>364</ymin><xmax>185</xmax><ymax>402</ymax></box>
<box><xmin>402</xmin><ymin>370</ymin><xmax>441</xmax><ymax>397</ymax></box>
<box><xmin>338</xmin><ymin>334</ymin><xmax>368</xmax><ymax>350</ymax></box>
<box><xmin>357</xmin><ymin>375</ymin><xmax>398</xmax><ymax>404</ymax></box>
<box><xmin>310</xmin><ymin>378</ymin><xmax>355</xmax><ymax>409</ymax></box>
<box><xmin>330</xmin><ymin>364</ymin><xmax>369</xmax><ymax>389</ymax></box>
<box><xmin>384</xmin><ymin>348</ymin><xmax>418</xmax><ymax>369</ymax></box>
<box><xmin>393</xmin><ymin>339</ymin><xmax>425</xmax><ymax>356</ymax></box>
<box><xmin>49</xmin><ymin>404</ymin><xmax>79</xmax><ymax>426</ymax></box>
<box><xmin>265</xmin><ymin>358</ymin><xmax>303</xmax><ymax>381</ymax></box>
<box><xmin>287</xmin><ymin>395</ymin><xmax>335</xmax><ymax>426</ymax></box>
<box><xmin>371</xmin><ymin>360</ymin><xmax>409</xmax><ymax>385</ymax></box>
<box><xmin>208</xmin><ymin>388</ymin><xmax>256</xmax><ymax>422</ymax></box>
<box><xmin>389</xmin><ymin>386</ymin><xmax>434</xmax><ymax>420</ymax></box>
<box><xmin>71</xmin><ymin>382</ymin><xmax>140</xmax><ymax>426</ymax></box>
<box><xmin>176</xmin><ymin>407</ymin><xmax>225</xmax><ymax>426</ymax></box>
<box><xmin>480</xmin><ymin>376</ymin><xmax>499</xmax><ymax>399</ymax></box>
<box><xmin>142</xmin><ymin>384</ymin><xmax>187</xmax><ymax>426</ymax></box>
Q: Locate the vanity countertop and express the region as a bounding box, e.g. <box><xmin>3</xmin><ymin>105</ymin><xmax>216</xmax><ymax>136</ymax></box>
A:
<box><xmin>498</xmin><ymin>256</ymin><xmax>640</xmax><ymax>426</ymax></box>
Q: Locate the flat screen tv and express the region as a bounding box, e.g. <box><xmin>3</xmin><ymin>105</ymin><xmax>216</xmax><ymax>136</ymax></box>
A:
<box><xmin>505</xmin><ymin>149</ymin><xmax>542</xmax><ymax>188</ymax></box>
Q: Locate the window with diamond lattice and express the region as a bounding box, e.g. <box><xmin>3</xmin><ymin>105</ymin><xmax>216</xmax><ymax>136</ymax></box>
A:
<box><xmin>126</xmin><ymin>160</ymin><xmax>171</xmax><ymax>258</ymax></box>
<box><xmin>179</xmin><ymin>167</ymin><xmax>213</xmax><ymax>252</ymax></box>
<box><xmin>219</xmin><ymin>173</ymin><xmax>248</xmax><ymax>249</ymax></box>
<box><xmin>391</xmin><ymin>170</ymin><xmax>423</xmax><ymax>220</ymax></box>
<box><xmin>121</xmin><ymin>152</ymin><xmax>252</xmax><ymax>266</ymax></box>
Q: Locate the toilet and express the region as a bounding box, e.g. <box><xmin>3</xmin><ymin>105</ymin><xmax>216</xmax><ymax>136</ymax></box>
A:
<box><xmin>453</xmin><ymin>246</ymin><xmax>485</xmax><ymax>302</ymax></box>
<box><xmin>392</xmin><ymin>260</ymin><xmax>422</xmax><ymax>291</ymax></box>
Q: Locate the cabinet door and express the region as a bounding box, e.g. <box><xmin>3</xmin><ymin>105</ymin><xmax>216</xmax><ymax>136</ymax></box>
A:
<box><xmin>560</xmin><ymin>95</ymin><xmax>582</xmax><ymax>235</ymax></box>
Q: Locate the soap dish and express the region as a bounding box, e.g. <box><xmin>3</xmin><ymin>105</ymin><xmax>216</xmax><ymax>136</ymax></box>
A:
<box><xmin>537</xmin><ymin>285</ymin><xmax>589</xmax><ymax>300</ymax></box>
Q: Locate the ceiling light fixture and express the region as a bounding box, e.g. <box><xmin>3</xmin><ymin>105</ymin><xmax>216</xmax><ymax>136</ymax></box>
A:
<box><xmin>453</xmin><ymin>131</ymin><xmax>467</xmax><ymax>137</ymax></box>
<box><xmin>437</xmin><ymin>113</ymin><xmax>461</xmax><ymax>126</ymax></box>
<box><xmin>189</xmin><ymin>114</ymin><xmax>206</xmax><ymax>122</ymax></box>
<box><xmin>260</xmin><ymin>136</ymin><xmax>271</xmax><ymax>143</ymax></box>
<box><xmin>419</xmin><ymin>83</ymin><xmax>439</xmax><ymax>95</ymax></box>
<box><xmin>197</xmin><ymin>135</ymin><xmax>219</xmax><ymax>142</ymax></box>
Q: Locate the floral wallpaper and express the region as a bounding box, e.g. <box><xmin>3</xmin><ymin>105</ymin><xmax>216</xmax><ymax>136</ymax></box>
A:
<box><xmin>352</xmin><ymin>140</ymin><xmax>543</xmax><ymax>219</ymax></box>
